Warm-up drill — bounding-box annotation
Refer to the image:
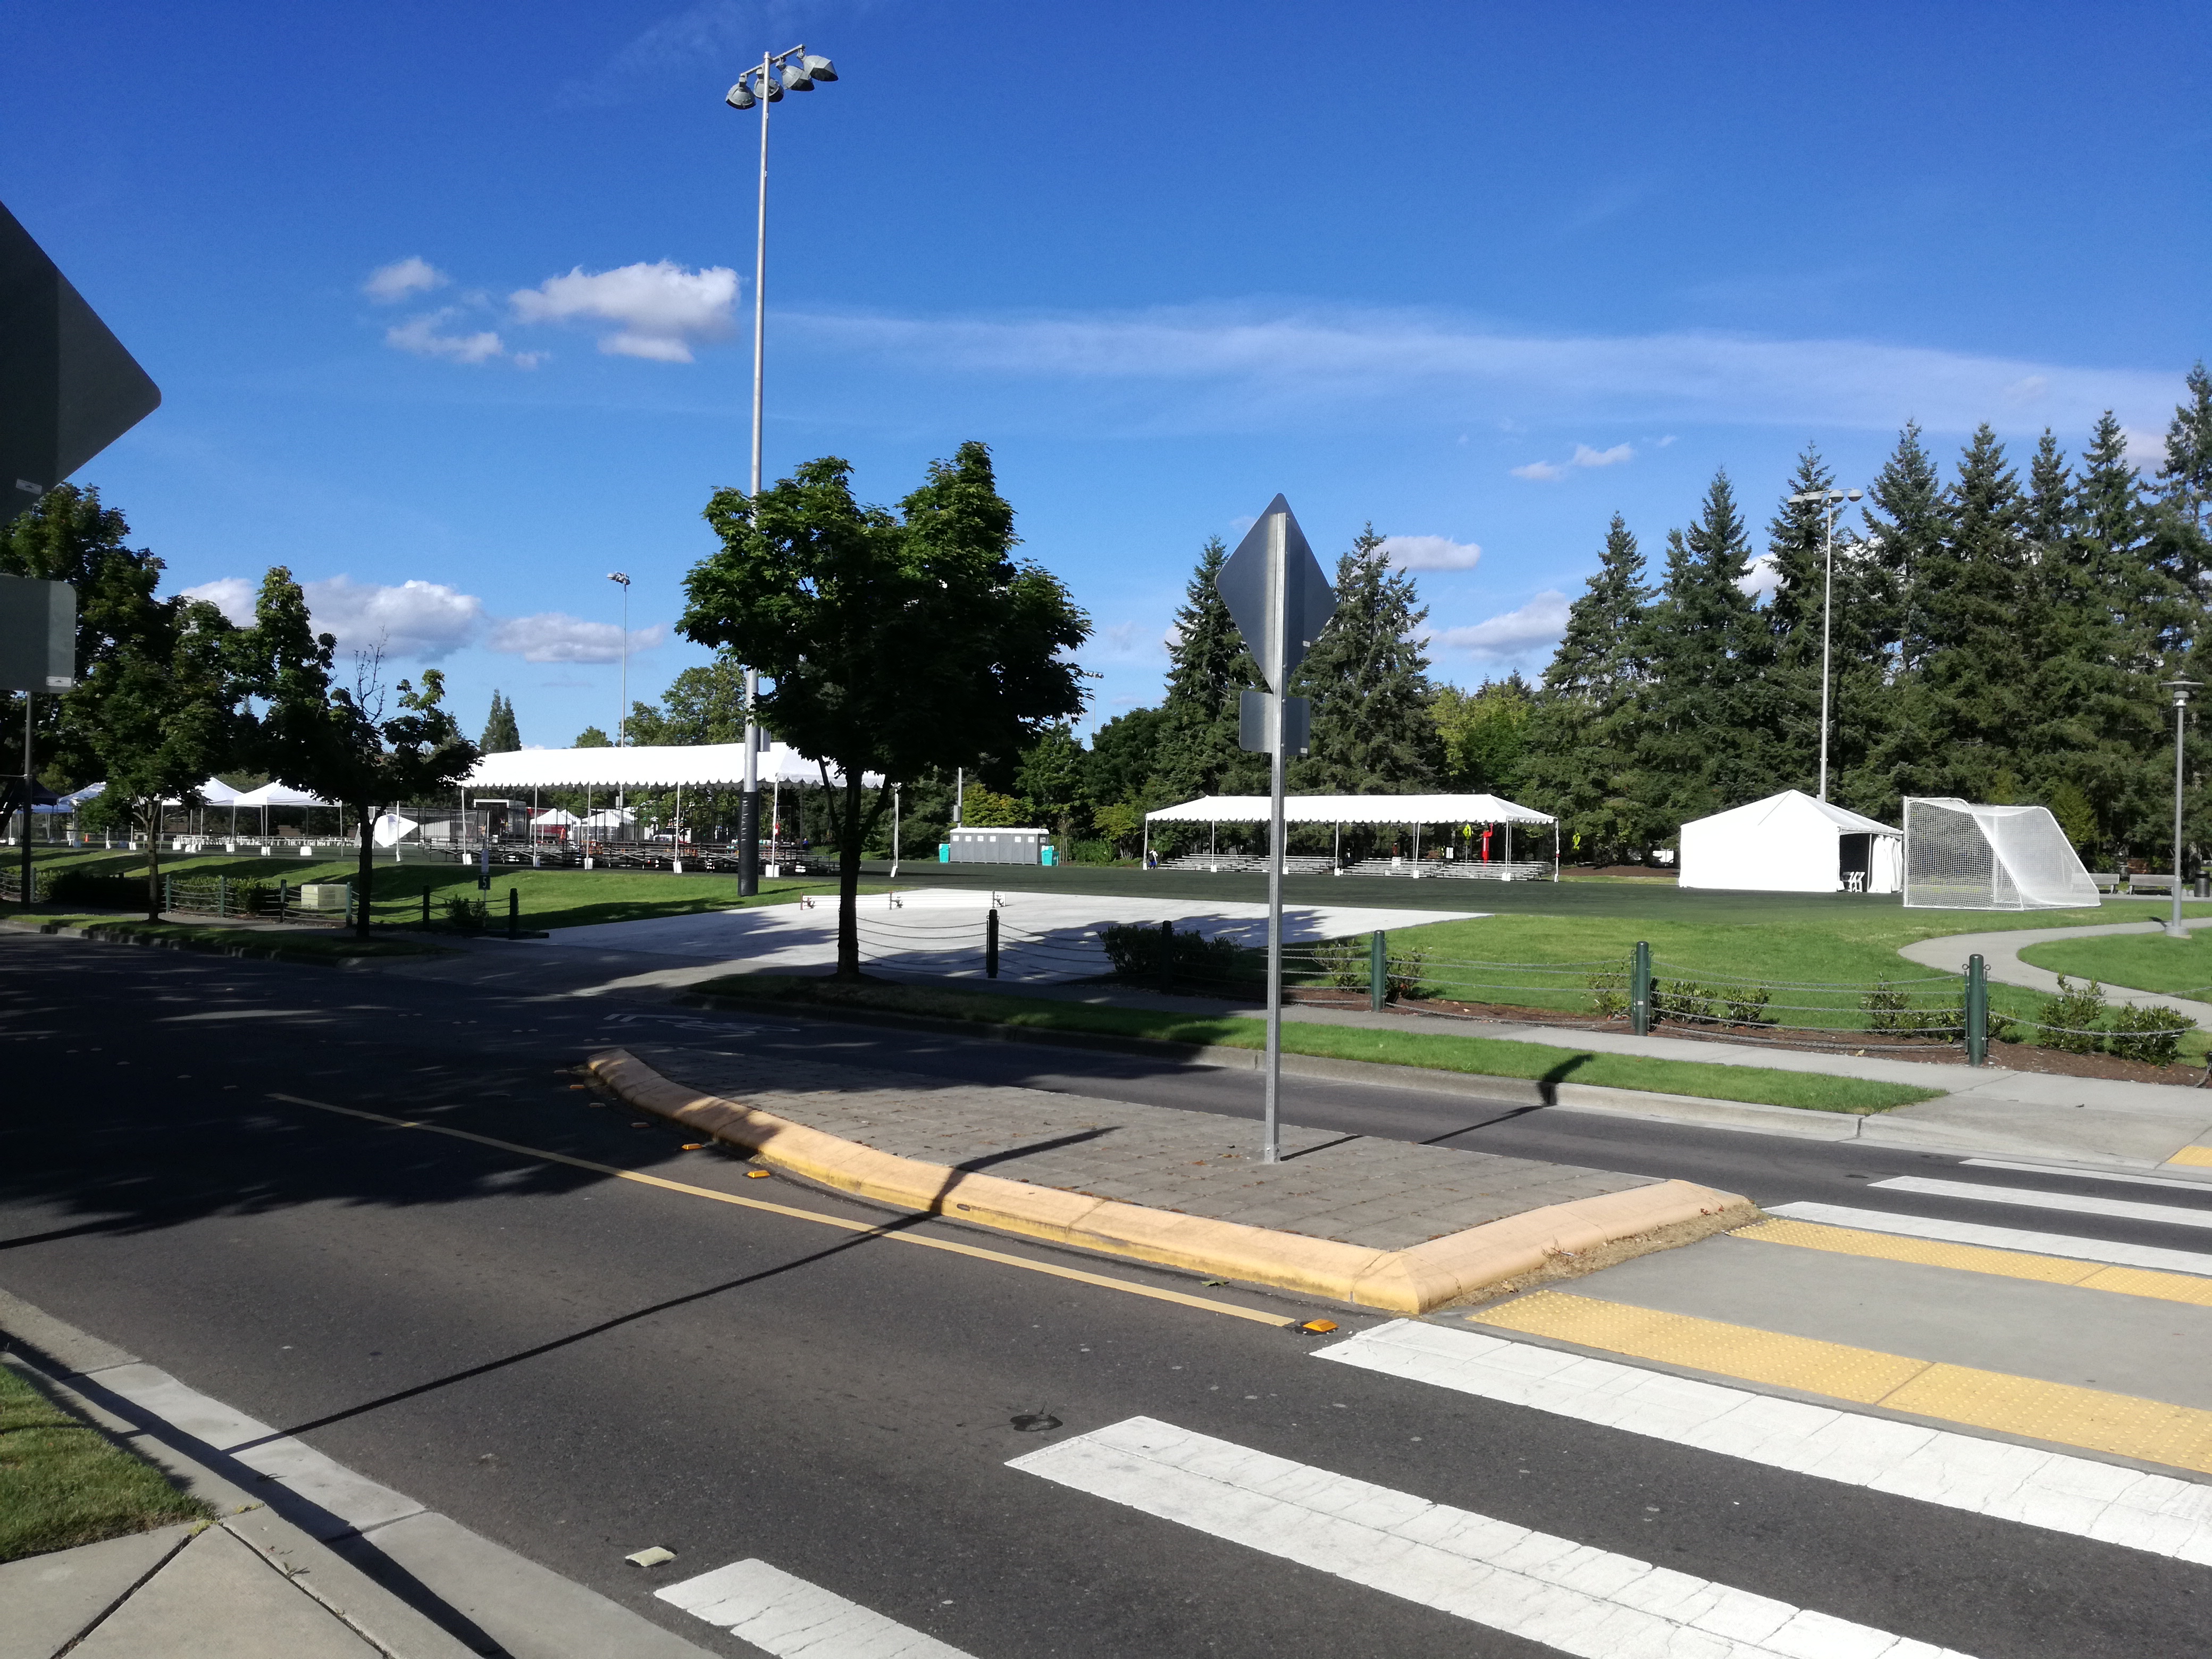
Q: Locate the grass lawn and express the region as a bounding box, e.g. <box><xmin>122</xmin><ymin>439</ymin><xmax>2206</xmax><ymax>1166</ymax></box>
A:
<box><xmin>694</xmin><ymin>975</ymin><xmax>1941</xmax><ymax>1114</ymax></box>
<box><xmin>23</xmin><ymin>849</ymin><xmax>861</xmax><ymax>932</ymax></box>
<box><xmin>2019</xmin><ymin>930</ymin><xmax>2212</xmax><ymax>1000</ymax></box>
<box><xmin>0</xmin><ymin>1362</ymin><xmax>210</xmax><ymax>1563</ymax></box>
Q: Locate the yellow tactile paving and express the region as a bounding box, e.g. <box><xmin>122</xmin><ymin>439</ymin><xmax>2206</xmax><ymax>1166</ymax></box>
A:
<box><xmin>2166</xmin><ymin>1144</ymin><xmax>2212</xmax><ymax>1168</ymax></box>
<box><xmin>1736</xmin><ymin>1218</ymin><xmax>2212</xmax><ymax>1307</ymax></box>
<box><xmin>1471</xmin><ymin>1291</ymin><xmax>2212</xmax><ymax>1474</ymax></box>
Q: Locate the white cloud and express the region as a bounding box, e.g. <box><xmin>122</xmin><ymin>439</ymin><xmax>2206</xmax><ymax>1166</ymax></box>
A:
<box><xmin>509</xmin><ymin>262</ymin><xmax>738</xmax><ymax>362</ymax></box>
<box><xmin>790</xmin><ymin>303</ymin><xmax>2186</xmax><ymax>438</ymax></box>
<box><xmin>1739</xmin><ymin>553</ymin><xmax>1783</xmax><ymax>599</ymax></box>
<box><xmin>2124</xmin><ymin>426</ymin><xmax>2169</xmax><ymax>476</ymax></box>
<box><xmin>1570</xmin><ymin>442</ymin><xmax>1635</xmax><ymax>467</ymax></box>
<box><xmin>1380</xmin><ymin>535</ymin><xmax>1482</xmax><ymax>572</ymax></box>
<box><xmin>1512</xmin><ymin>441</ymin><xmax>1634</xmax><ymax>482</ymax></box>
<box><xmin>386</xmin><ymin>309</ymin><xmax>507</xmax><ymax>365</ymax></box>
<box><xmin>364</xmin><ymin>256</ymin><xmax>448</xmax><ymax>303</ymax></box>
<box><xmin>1432</xmin><ymin>590</ymin><xmax>1571</xmax><ymax>660</ymax></box>
<box><xmin>181</xmin><ymin>577</ymin><xmax>257</xmax><ymax>625</ymax></box>
<box><xmin>307</xmin><ymin>576</ymin><xmax>485</xmax><ymax>660</ymax></box>
<box><xmin>486</xmin><ymin>613</ymin><xmax>665</xmax><ymax>664</ymax></box>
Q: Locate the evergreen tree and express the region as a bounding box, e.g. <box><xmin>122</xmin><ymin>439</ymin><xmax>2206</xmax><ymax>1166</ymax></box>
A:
<box><xmin>1145</xmin><ymin>536</ymin><xmax>1265</xmax><ymax>814</ymax></box>
<box><xmin>1759</xmin><ymin>448</ymin><xmax>1839</xmax><ymax>794</ymax></box>
<box><xmin>1863</xmin><ymin>422</ymin><xmax>1946</xmax><ymax>672</ymax></box>
<box><xmin>1877</xmin><ymin>425</ymin><xmax>2032</xmax><ymax>804</ymax></box>
<box><xmin>1520</xmin><ymin>513</ymin><xmax>1656</xmax><ymax>860</ymax></box>
<box><xmin>1083</xmin><ymin>706</ymin><xmax>1164</xmax><ymax>811</ymax></box>
<box><xmin>1634</xmin><ymin>471</ymin><xmax>1767</xmax><ymax>826</ymax></box>
<box><xmin>1015</xmin><ymin>723</ymin><xmax>1086</xmax><ymax>836</ymax></box>
<box><xmin>479</xmin><ymin>691</ymin><xmax>522</xmax><ymax>753</ymax></box>
<box><xmin>1287</xmin><ymin>526</ymin><xmax>1441</xmax><ymax>799</ymax></box>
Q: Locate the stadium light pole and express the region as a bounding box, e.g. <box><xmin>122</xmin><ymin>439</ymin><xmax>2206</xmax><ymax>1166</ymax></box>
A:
<box><xmin>725</xmin><ymin>45</ymin><xmax>837</xmax><ymax>896</ymax></box>
<box><xmin>2161</xmin><ymin>678</ymin><xmax>2200</xmax><ymax>939</ymax></box>
<box><xmin>1788</xmin><ymin>486</ymin><xmax>1865</xmax><ymax>802</ymax></box>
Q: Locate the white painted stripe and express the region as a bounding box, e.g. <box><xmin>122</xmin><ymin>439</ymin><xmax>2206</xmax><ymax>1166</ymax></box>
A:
<box><xmin>1013</xmin><ymin>1417</ymin><xmax>1971</xmax><ymax>1659</ymax></box>
<box><xmin>1314</xmin><ymin>1320</ymin><xmax>2212</xmax><ymax>1567</ymax></box>
<box><xmin>87</xmin><ymin>1362</ymin><xmax>424</xmax><ymax>1537</ymax></box>
<box><xmin>1962</xmin><ymin>1158</ymin><xmax>2212</xmax><ymax>1193</ymax></box>
<box><xmin>1870</xmin><ymin>1176</ymin><xmax>2212</xmax><ymax>1230</ymax></box>
<box><xmin>657</xmin><ymin>1558</ymin><xmax>975</xmax><ymax>1658</ymax></box>
<box><xmin>1766</xmin><ymin>1201</ymin><xmax>2212</xmax><ymax>1278</ymax></box>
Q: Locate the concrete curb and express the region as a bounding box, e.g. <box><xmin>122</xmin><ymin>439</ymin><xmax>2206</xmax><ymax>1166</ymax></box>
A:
<box><xmin>674</xmin><ymin>986</ymin><xmax>1918</xmax><ymax>1134</ymax></box>
<box><xmin>585</xmin><ymin>1046</ymin><xmax>1752</xmax><ymax>1314</ymax></box>
<box><xmin>0</xmin><ymin>914</ymin><xmax>446</xmax><ymax>969</ymax></box>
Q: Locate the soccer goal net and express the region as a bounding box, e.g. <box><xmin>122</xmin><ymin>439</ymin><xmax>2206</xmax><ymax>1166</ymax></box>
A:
<box><xmin>1901</xmin><ymin>797</ymin><xmax>2099</xmax><ymax>910</ymax></box>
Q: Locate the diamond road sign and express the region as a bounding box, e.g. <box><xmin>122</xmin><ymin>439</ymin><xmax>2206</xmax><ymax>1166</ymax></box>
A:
<box><xmin>1214</xmin><ymin>494</ymin><xmax>1335</xmax><ymax>692</ymax></box>
<box><xmin>1</xmin><ymin>199</ymin><xmax>162</xmax><ymax>529</ymax></box>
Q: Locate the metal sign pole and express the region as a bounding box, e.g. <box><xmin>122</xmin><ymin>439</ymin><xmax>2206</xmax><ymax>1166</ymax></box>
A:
<box><xmin>18</xmin><ymin>692</ymin><xmax>32</xmax><ymax>906</ymax></box>
<box><xmin>1263</xmin><ymin>511</ymin><xmax>1287</xmax><ymax>1165</ymax></box>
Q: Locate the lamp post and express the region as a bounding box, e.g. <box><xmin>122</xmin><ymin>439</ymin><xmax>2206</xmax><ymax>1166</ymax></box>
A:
<box><xmin>1787</xmin><ymin>485</ymin><xmax>1865</xmax><ymax>801</ymax></box>
<box><xmin>2161</xmin><ymin>678</ymin><xmax>2200</xmax><ymax>939</ymax></box>
<box><xmin>725</xmin><ymin>45</ymin><xmax>837</xmax><ymax>897</ymax></box>
<box><xmin>607</xmin><ymin>572</ymin><xmax>630</xmax><ymax>814</ymax></box>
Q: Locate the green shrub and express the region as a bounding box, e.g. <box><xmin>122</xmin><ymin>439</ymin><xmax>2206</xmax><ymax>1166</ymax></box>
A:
<box><xmin>1861</xmin><ymin>979</ymin><xmax>1913</xmax><ymax>1033</ymax></box>
<box><xmin>1306</xmin><ymin>936</ymin><xmax>1370</xmax><ymax>991</ymax></box>
<box><xmin>1717</xmin><ymin>983</ymin><xmax>1776</xmax><ymax>1027</ymax></box>
<box><xmin>1655</xmin><ymin>978</ymin><xmax>1721</xmax><ymax>1025</ymax></box>
<box><xmin>2037</xmin><ymin>976</ymin><xmax>2107</xmax><ymax>1055</ymax></box>
<box><xmin>1586</xmin><ymin>966</ymin><xmax>1629</xmax><ymax>1019</ymax></box>
<box><xmin>1381</xmin><ymin>943</ymin><xmax>1427</xmax><ymax>1002</ymax></box>
<box><xmin>442</xmin><ymin>894</ymin><xmax>489</xmax><ymax>934</ymax></box>
<box><xmin>2106</xmin><ymin>1002</ymin><xmax>2194</xmax><ymax>1066</ymax></box>
<box><xmin>1097</xmin><ymin>921</ymin><xmax>1246</xmax><ymax>987</ymax></box>
<box><xmin>1065</xmin><ymin>840</ymin><xmax>1119</xmax><ymax>865</ymax></box>
<box><xmin>40</xmin><ymin>869</ymin><xmax>141</xmax><ymax>908</ymax></box>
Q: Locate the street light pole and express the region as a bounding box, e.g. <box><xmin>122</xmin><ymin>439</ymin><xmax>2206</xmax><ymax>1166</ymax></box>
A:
<box><xmin>2161</xmin><ymin>679</ymin><xmax>2200</xmax><ymax>939</ymax></box>
<box><xmin>606</xmin><ymin>572</ymin><xmax>631</xmax><ymax>813</ymax></box>
<box><xmin>1788</xmin><ymin>486</ymin><xmax>1863</xmax><ymax>801</ymax></box>
<box><xmin>727</xmin><ymin>45</ymin><xmax>836</xmax><ymax>898</ymax></box>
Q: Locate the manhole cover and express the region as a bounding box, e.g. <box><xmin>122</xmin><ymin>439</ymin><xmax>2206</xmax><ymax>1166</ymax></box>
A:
<box><xmin>1009</xmin><ymin>1413</ymin><xmax>1061</xmax><ymax>1433</ymax></box>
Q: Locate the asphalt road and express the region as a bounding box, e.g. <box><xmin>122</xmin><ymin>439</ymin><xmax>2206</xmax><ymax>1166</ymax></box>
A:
<box><xmin>5</xmin><ymin>929</ymin><xmax>2207</xmax><ymax>1657</ymax></box>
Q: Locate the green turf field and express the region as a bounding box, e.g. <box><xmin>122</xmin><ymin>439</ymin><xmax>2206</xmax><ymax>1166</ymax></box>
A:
<box><xmin>2018</xmin><ymin>929</ymin><xmax>2212</xmax><ymax>1000</ymax></box>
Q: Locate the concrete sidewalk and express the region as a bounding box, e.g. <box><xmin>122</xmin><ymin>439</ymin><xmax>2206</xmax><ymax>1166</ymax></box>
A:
<box><xmin>1899</xmin><ymin>912</ymin><xmax>2212</xmax><ymax>1024</ymax></box>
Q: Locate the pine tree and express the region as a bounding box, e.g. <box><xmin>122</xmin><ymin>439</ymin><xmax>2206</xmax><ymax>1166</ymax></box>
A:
<box><xmin>1288</xmin><ymin>526</ymin><xmax>1440</xmax><ymax>798</ymax></box>
<box><xmin>1145</xmin><ymin>537</ymin><xmax>1265</xmax><ymax>811</ymax></box>
<box><xmin>1521</xmin><ymin>513</ymin><xmax>1656</xmax><ymax>860</ymax></box>
<box><xmin>1634</xmin><ymin>471</ymin><xmax>1767</xmax><ymax>826</ymax></box>
<box><xmin>1760</xmin><ymin>448</ymin><xmax>1839</xmax><ymax>793</ymax></box>
<box><xmin>479</xmin><ymin>691</ymin><xmax>521</xmax><ymax>753</ymax></box>
<box><xmin>1878</xmin><ymin>425</ymin><xmax>2032</xmax><ymax>803</ymax></box>
<box><xmin>1864</xmin><ymin>423</ymin><xmax>1946</xmax><ymax>672</ymax></box>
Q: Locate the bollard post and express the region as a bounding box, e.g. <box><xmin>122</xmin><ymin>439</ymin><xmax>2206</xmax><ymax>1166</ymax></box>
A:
<box><xmin>422</xmin><ymin>887</ymin><xmax>431</xmax><ymax>927</ymax></box>
<box><xmin>1159</xmin><ymin>918</ymin><xmax>1175</xmax><ymax>996</ymax></box>
<box><xmin>1370</xmin><ymin>930</ymin><xmax>1388</xmax><ymax>1011</ymax></box>
<box><xmin>217</xmin><ymin>875</ymin><xmax>227</xmax><ymax>919</ymax></box>
<box><xmin>163</xmin><ymin>873</ymin><xmax>171</xmax><ymax>915</ymax></box>
<box><xmin>278</xmin><ymin>879</ymin><xmax>288</xmax><ymax>921</ymax></box>
<box><xmin>985</xmin><ymin>907</ymin><xmax>999</xmax><ymax>979</ymax></box>
<box><xmin>1965</xmin><ymin>953</ymin><xmax>1988</xmax><ymax>1067</ymax></box>
<box><xmin>508</xmin><ymin>887</ymin><xmax>518</xmax><ymax>940</ymax></box>
<box><xmin>1630</xmin><ymin>941</ymin><xmax>1652</xmax><ymax>1036</ymax></box>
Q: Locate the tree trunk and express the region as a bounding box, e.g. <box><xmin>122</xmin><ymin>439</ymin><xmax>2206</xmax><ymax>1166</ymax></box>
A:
<box><xmin>141</xmin><ymin>799</ymin><xmax>162</xmax><ymax>921</ymax></box>
<box><xmin>355</xmin><ymin>807</ymin><xmax>375</xmax><ymax>940</ymax></box>
<box><xmin>836</xmin><ymin>775</ymin><xmax>864</xmax><ymax>978</ymax></box>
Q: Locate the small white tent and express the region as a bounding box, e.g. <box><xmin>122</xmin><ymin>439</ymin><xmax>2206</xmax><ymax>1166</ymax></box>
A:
<box><xmin>1902</xmin><ymin>798</ymin><xmax>2099</xmax><ymax>910</ymax></box>
<box><xmin>1679</xmin><ymin>790</ymin><xmax>1903</xmax><ymax>894</ymax></box>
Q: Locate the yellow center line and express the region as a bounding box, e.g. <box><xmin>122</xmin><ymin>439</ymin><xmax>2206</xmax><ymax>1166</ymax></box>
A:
<box><xmin>1736</xmin><ymin>1218</ymin><xmax>2212</xmax><ymax>1306</ymax></box>
<box><xmin>1474</xmin><ymin>1291</ymin><xmax>2212</xmax><ymax>1474</ymax></box>
<box><xmin>265</xmin><ymin>1092</ymin><xmax>1292</xmax><ymax>1327</ymax></box>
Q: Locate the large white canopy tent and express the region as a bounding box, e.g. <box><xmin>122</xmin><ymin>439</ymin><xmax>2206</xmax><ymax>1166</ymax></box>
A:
<box><xmin>1903</xmin><ymin>797</ymin><xmax>2100</xmax><ymax>910</ymax></box>
<box><xmin>462</xmin><ymin>742</ymin><xmax>883</xmax><ymax>843</ymax></box>
<box><xmin>1143</xmin><ymin>793</ymin><xmax>1559</xmax><ymax>877</ymax></box>
<box><xmin>1679</xmin><ymin>790</ymin><xmax>1903</xmax><ymax>894</ymax></box>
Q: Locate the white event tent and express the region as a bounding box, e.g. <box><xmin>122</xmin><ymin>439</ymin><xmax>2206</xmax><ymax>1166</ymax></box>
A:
<box><xmin>1143</xmin><ymin>793</ymin><xmax>1557</xmax><ymax>877</ymax></box>
<box><xmin>230</xmin><ymin>780</ymin><xmax>340</xmax><ymax>841</ymax></box>
<box><xmin>1678</xmin><ymin>790</ymin><xmax>1902</xmax><ymax>894</ymax></box>
<box><xmin>463</xmin><ymin>742</ymin><xmax>883</xmax><ymax>843</ymax></box>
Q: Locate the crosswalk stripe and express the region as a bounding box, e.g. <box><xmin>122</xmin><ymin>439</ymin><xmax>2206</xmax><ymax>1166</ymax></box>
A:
<box><xmin>1315</xmin><ymin>1319</ymin><xmax>2212</xmax><ymax>1566</ymax></box>
<box><xmin>1012</xmin><ymin>1416</ymin><xmax>1972</xmax><ymax>1659</ymax></box>
<box><xmin>1474</xmin><ymin>1292</ymin><xmax>2212</xmax><ymax>1472</ymax></box>
<box><xmin>656</xmin><ymin>1558</ymin><xmax>975</xmax><ymax>1658</ymax></box>
<box><xmin>1766</xmin><ymin>1201</ymin><xmax>2212</xmax><ymax>1278</ymax></box>
<box><xmin>1869</xmin><ymin>1176</ymin><xmax>2212</xmax><ymax>1230</ymax></box>
<box><xmin>1738</xmin><ymin>1217</ymin><xmax>2212</xmax><ymax>1305</ymax></box>
<box><xmin>2168</xmin><ymin>1145</ymin><xmax>2212</xmax><ymax>1169</ymax></box>
<box><xmin>1962</xmin><ymin>1158</ymin><xmax>2212</xmax><ymax>1193</ymax></box>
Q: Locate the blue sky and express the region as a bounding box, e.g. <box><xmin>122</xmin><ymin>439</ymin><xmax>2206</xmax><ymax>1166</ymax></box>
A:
<box><xmin>6</xmin><ymin>1</ymin><xmax>2206</xmax><ymax>744</ymax></box>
